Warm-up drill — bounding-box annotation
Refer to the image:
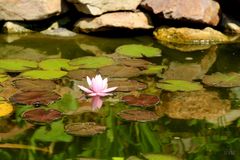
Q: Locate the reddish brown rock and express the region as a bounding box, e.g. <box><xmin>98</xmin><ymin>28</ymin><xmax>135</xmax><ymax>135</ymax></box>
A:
<box><xmin>141</xmin><ymin>0</ymin><xmax>220</xmax><ymax>26</ymax></box>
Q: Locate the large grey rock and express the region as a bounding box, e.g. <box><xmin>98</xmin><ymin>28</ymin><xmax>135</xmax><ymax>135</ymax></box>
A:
<box><xmin>67</xmin><ymin>0</ymin><xmax>142</xmax><ymax>15</ymax></box>
<box><xmin>0</xmin><ymin>0</ymin><xmax>68</xmax><ymax>20</ymax></box>
<box><xmin>141</xmin><ymin>0</ymin><xmax>220</xmax><ymax>26</ymax></box>
<box><xmin>74</xmin><ymin>11</ymin><xmax>153</xmax><ymax>33</ymax></box>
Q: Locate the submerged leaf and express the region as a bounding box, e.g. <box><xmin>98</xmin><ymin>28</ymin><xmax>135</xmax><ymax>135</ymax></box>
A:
<box><xmin>118</xmin><ymin>58</ymin><xmax>152</xmax><ymax>68</ymax></box>
<box><xmin>202</xmin><ymin>72</ymin><xmax>240</xmax><ymax>87</ymax></box>
<box><xmin>70</xmin><ymin>56</ymin><xmax>115</xmax><ymax>68</ymax></box>
<box><xmin>116</xmin><ymin>44</ymin><xmax>161</xmax><ymax>58</ymax></box>
<box><xmin>109</xmin><ymin>80</ymin><xmax>147</xmax><ymax>92</ymax></box>
<box><xmin>122</xmin><ymin>94</ymin><xmax>160</xmax><ymax>107</ymax></box>
<box><xmin>157</xmin><ymin>80</ymin><xmax>203</xmax><ymax>92</ymax></box>
<box><xmin>0</xmin><ymin>102</ymin><xmax>13</xmax><ymax>117</ymax></box>
<box><xmin>21</xmin><ymin>70</ymin><xmax>67</xmax><ymax>80</ymax></box>
<box><xmin>22</xmin><ymin>108</ymin><xmax>62</xmax><ymax>123</ymax></box>
<box><xmin>65</xmin><ymin>122</ymin><xmax>106</xmax><ymax>136</ymax></box>
<box><xmin>117</xmin><ymin>109</ymin><xmax>159</xmax><ymax>122</ymax></box>
<box><xmin>67</xmin><ymin>69</ymin><xmax>96</xmax><ymax>80</ymax></box>
<box><xmin>13</xmin><ymin>79</ymin><xmax>56</xmax><ymax>91</ymax></box>
<box><xmin>10</xmin><ymin>91</ymin><xmax>61</xmax><ymax>105</ymax></box>
<box><xmin>0</xmin><ymin>74</ymin><xmax>9</xmax><ymax>83</ymax></box>
<box><xmin>0</xmin><ymin>59</ymin><xmax>37</xmax><ymax>72</ymax></box>
<box><xmin>39</xmin><ymin>58</ymin><xmax>78</xmax><ymax>71</ymax></box>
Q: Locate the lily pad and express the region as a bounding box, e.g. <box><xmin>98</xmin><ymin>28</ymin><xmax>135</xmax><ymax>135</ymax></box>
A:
<box><xmin>202</xmin><ymin>72</ymin><xmax>240</xmax><ymax>87</ymax></box>
<box><xmin>0</xmin><ymin>102</ymin><xmax>13</xmax><ymax>117</ymax></box>
<box><xmin>157</xmin><ymin>80</ymin><xmax>203</xmax><ymax>92</ymax></box>
<box><xmin>13</xmin><ymin>79</ymin><xmax>56</xmax><ymax>91</ymax></box>
<box><xmin>122</xmin><ymin>94</ymin><xmax>160</xmax><ymax>107</ymax></box>
<box><xmin>21</xmin><ymin>70</ymin><xmax>67</xmax><ymax>80</ymax></box>
<box><xmin>0</xmin><ymin>59</ymin><xmax>37</xmax><ymax>72</ymax></box>
<box><xmin>118</xmin><ymin>58</ymin><xmax>152</xmax><ymax>68</ymax></box>
<box><xmin>10</xmin><ymin>91</ymin><xmax>61</xmax><ymax>105</ymax></box>
<box><xmin>67</xmin><ymin>69</ymin><xmax>96</xmax><ymax>80</ymax></box>
<box><xmin>115</xmin><ymin>44</ymin><xmax>161</xmax><ymax>58</ymax></box>
<box><xmin>22</xmin><ymin>108</ymin><xmax>62</xmax><ymax>123</ymax></box>
<box><xmin>142</xmin><ymin>154</ymin><xmax>180</xmax><ymax>160</ymax></box>
<box><xmin>39</xmin><ymin>58</ymin><xmax>79</xmax><ymax>71</ymax></box>
<box><xmin>69</xmin><ymin>56</ymin><xmax>115</xmax><ymax>68</ymax></box>
<box><xmin>108</xmin><ymin>80</ymin><xmax>147</xmax><ymax>92</ymax></box>
<box><xmin>65</xmin><ymin>122</ymin><xmax>106</xmax><ymax>136</ymax></box>
<box><xmin>118</xmin><ymin>109</ymin><xmax>159</xmax><ymax>122</ymax></box>
<box><xmin>0</xmin><ymin>74</ymin><xmax>9</xmax><ymax>83</ymax></box>
<box><xmin>141</xmin><ymin>65</ymin><xmax>167</xmax><ymax>75</ymax></box>
<box><xmin>99</xmin><ymin>65</ymin><xmax>140</xmax><ymax>78</ymax></box>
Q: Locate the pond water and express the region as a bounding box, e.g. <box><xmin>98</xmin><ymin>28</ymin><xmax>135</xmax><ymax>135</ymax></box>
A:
<box><xmin>0</xmin><ymin>33</ymin><xmax>240</xmax><ymax>160</ymax></box>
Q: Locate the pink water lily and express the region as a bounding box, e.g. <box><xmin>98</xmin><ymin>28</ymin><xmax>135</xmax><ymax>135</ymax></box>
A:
<box><xmin>78</xmin><ymin>75</ymin><xmax>117</xmax><ymax>110</ymax></box>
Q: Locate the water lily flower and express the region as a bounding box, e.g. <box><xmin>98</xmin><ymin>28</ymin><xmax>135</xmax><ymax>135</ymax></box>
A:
<box><xmin>78</xmin><ymin>74</ymin><xmax>117</xmax><ymax>110</ymax></box>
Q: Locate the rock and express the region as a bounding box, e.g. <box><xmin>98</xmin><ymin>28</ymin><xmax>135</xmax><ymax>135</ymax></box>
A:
<box><xmin>141</xmin><ymin>0</ymin><xmax>220</xmax><ymax>26</ymax></box>
<box><xmin>154</xmin><ymin>27</ymin><xmax>230</xmax><ymax>44</ymax></box>
<box><xmin>74</xmin><ymin>11</ymin><xmax>153</xmax><ymax>33</ymax></box>
<box><xmin>2</xmin><ymin>22</ymin><xmax>34</xmax><ymax>34</ymax></box>
<box><xmin>67</xmin><ymin>0</ymin><xmax>142</xmax><ymax>15</ymax></box>
<box><xmin>0</xmin><ymin>0</ymin><xmax>68</xmax><ymax>20</ymax></box>
<box><xmin>41</xmin><ymin>28</ymin><xmax>77</xmax><ymax>37</ymax></box>
<box><xmin>221</xmin><ymin>14</ymin><xmax>240</xmax><ymax>34</ymax></box>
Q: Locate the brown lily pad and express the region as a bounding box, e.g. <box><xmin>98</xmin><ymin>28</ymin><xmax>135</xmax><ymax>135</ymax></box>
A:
<box><xmin>10</xmin><ymin>91</ymin><xmax>61</xmax><ymax>105</ymax></box>
<box><xmin>67</xmin><ymin>69</ymin><xmax>96</xmax><ymax>80</ymax></box>
<box><xmin>122</xmin><ymin>94</ymin><xmax>160</xmax><ymax>107</ymax></box>
<box><xmin>99</xmin><ymin>65</ymin><xmax>141</xmax><ymax>78</ymax></box>
<box><xmin>118</xmin><ymin>58</ymin><xmax>152</xmax><ymax>68</ymax></box>
<box><xmin>117</xmin><ymin>109</ymin><xmax>159</xmax><ymax>122</ymax></box>
<box><xmin>156</xmin><ymin>90</ymin><xmax>231</xmax><ymax>120</ymax></box>
<box><xmin>13</xmin><ymin>79</ymin><xmax>56</xmax><ymax>91</ymax></box>
<box><xmin>108</xmin><ymin>79</ymin><xmax>147</xmax><ymax>92</ymax></box>
<box><xmin>22</xmin><ymin>108</ymin><xmax>62</xmax><ymax>123</ymax></box>
<box><xmin>65</xmin><ymin>122</ymin><xmax>106</xmax><ymax>136</ymax></box>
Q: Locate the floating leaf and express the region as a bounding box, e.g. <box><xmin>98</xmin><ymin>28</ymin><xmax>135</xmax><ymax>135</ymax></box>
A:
<box><xmin>67</xmin><ymin>69</ymin><xmax>96</xmax><ymax>80</ymax></box>
<box><xmin>109</xmin><ymin>80</ymin><xmax>147</xmax><ymax>92</ymax></box>
<box><xmin>13</xmin><ymin>79</ymin><xmax>56</xmax><ymax>91</ymax></box>
<box><xmin>122</xmin><ymin>94</ymin><xmax>160</xmax><ymax>107</ymax></box>
<box><xmin>65</xmin><ymin>122</ymin><xmax>106</xmax><ymax>136</ymax></box>
<box><xmin>141</xmin><ymin>65</ymin><xmax>167</xmax><ymax>75</ymax></box>
<box><xmin>202</xmin><ymin>72</ymin><xmax>240</xmax><ymax>87</ymax></box>
<box><xmin>117</xmin><ymin>109</ymin><xmax>159</xmax><ymax>122</ymax></box>
<box><xmin>39</xmin><ymin>58</ymin><xmax>78</xmax><ymax>71</ymax></box>
<box><xmin>22</xmin><ymin>108</ymin><xmax>62</xmax><ymax>123</ymax></box>
<box><xmin>0</xmin><ymin>102</ymin><xmax>13</xmax><ymax>117</ymax></box>
<box><xmin>142</xmin><ymin>154</ymin><xmax>180</xmax><ymax>160</ymax></box>
<box><xmin>32</xmin><ymin>120</ymin><xmax>73</xmax><ymax>142</ymax></box>
<box><xmin>0</xmin><ymin>74</ymin><xmax>9</xmax><ymax>83</ymax></box>
<box><xmin>10</xmin><ymin>91</ymin><xmax>61</xmax><ymax>105</ymax></box>
<box><xmin>70</xmin><ymin>56</ymin><xmax>115</xmax><ymax>68</ymax></box>
<box><xmin>157</xmin><ymin>80</ymin><xmax>203</xmax><ymax>92</ymax></box>
<box><xmin>0</xmin><ymin>59</ymin><xmax>37</xmax><ymax>72</ymax></box>
<box><xmin>118</xmin><ymin>58</ymin><xmax>152</xmax><ymax>68</ymax></box>
<box><xmin>99</xmin><ymin>65</ymin><xmax>140</xmax><ymax>78</ymax></box>
<box><xmin>21</xmin><ymin>70</ymin><xmax>67</xmax><ymax>80</ymax></box>
<box><xmin>115</xmin><ymin>44</ymin><xmax>161</xmax><ymax>58</ymax></box>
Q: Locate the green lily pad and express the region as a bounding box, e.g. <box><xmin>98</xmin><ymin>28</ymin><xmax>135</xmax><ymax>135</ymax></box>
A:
<box><xmin>65</xmin><ymin>122</ymin><xmax>106</xmax><ymax>136</ymax></box>
<box><xmin>0</xmin><ymin>59</ymin><xmax>37</xmax><ymax>72</ymax></box>
<box><xmin>157</xmin><ymin>80</ymin><xmax>203</xmax><ymax>92</ymax></box>
<box><xmin>115</xmin><ymin>44</ymin><xmax>161</xmax><ymax>58</ymax></box>
<box><xmin>141</xmin><ymin>65</ymin><xmax>167</xmax><ymax>75</ymax></box>
<box><xmin>0</xmin><ymin>74</ymin><xmax>9</xmax><ymax>83</ymax></box>
<box><xmin>21</xmin><ymin>70</ymin><xmax>67</xmax><ymax>80</ymax></box>
<box><xmin>39</xmin><ymin>58</ymin><xmax>79</xmax><ymax>71</ymax></box>
<box><xmin>142</xmin><ymin>154</ymin><xmax>180</xmax><ymax>160</ymax></box>
<box><xmin>202</xmin><ymin>72</ymin><xmax>240</xmax><ymax>87</ymax></box>
<box><xmin>69</xmin><ymin>56</ymin><xmax>115</xmax><ymax>68</ymax></box>
<box><xmin>0</xmin><ymin>69</ymin><xmax>5</xmax><ymax>73</ymax></box>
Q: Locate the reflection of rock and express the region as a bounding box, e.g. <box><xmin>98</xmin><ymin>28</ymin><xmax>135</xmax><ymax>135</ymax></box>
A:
<box><xmin>154</xmin><ymin>27</ymin><xmax>229</xmax><ymax>44</ymax></box>
<box><xmin>3</xmin><ymin>22</ymin><xmax>34</xmax><ymax>34</ymax></box>
<box><xmin>163</xmin><ymin>46</ymin><xmax>217</xmax><ymax>81</ymax></box>
<box><xmin>141</xmin><ymin>0</ymin><xmax>220</xmax><ymax>26</ymax></box>
<box><xmin>157</xmin><ymin>90</ymin><xmax>231</xmax><ymax>120</ymax></box>
<box><xmin>0</xmin><ymin>45</ymin><xmax>47</xmax><ymax>61</ymax></box>
<box><xmin>77</xmin><ymin>43</ymin><xmax>106</xmax><ymax>56</ymax></box>
<box><xmin>74</xmin><ymin>12</ymin><xmax>153</xmax><ymax>33</ymax></box>
<box><xmin>67</xmin><ymin>0</ymin><xmax>141</xmax><ymax>15</ymax></box>
<box><xmin>41</xmin><ymin>28</ymin><xmax>77</xmax><ymax>37</ymax></box>
<box><xmin>0</xmin><ymin>0</ymin><xmax>68</xmax><ymax>20</ymax></box>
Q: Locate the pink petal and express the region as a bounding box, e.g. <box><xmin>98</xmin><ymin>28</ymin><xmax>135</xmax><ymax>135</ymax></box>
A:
<box><xmin>86</xmin><ymin>76</ymin><xmax>92</xmax><ymax>87</ymax></box>
<box><xmin>92</xmin><ymin>75</ymin><xmax>103</xmax><ymax>92</ymax></box>
<box><xmin>103</xmin><ymin>87</ymin><xmax>117</xmax><ymax>93</ymax></box>
<box><xmin>78</xmin><ymin>85</ymin><xmax>93</xmax><ymax>94</ymax></box>
<box><xmin>102</xmin><ymin>78</ymin><xmax>108</xmax><ymax>89</ymax></box>
<box><xmin>91</xmin><ymin>96</ymin><xmax>103</xmax><ymax>110</ymax></box>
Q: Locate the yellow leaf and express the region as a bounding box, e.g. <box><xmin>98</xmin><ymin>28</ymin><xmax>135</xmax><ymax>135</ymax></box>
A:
<box><xmin>0</xmin><ymin>102</ymin><xmax>13</xmax><ymax>117</ymax></box>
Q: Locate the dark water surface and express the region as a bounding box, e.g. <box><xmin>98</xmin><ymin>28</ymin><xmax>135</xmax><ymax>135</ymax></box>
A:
<box><xmin>0</xmin><ymin>33</ymin><xmax>240</xmax><ymax>160</ymax></box>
